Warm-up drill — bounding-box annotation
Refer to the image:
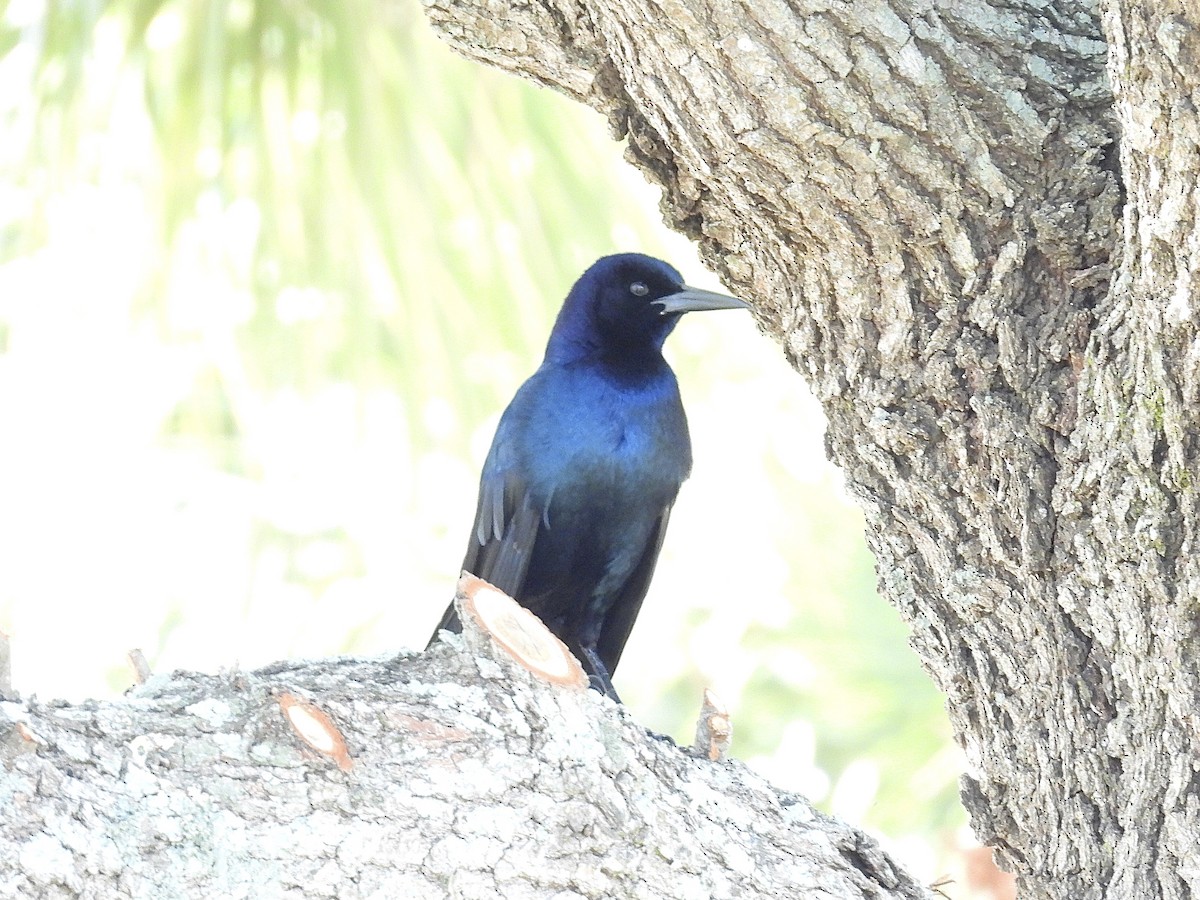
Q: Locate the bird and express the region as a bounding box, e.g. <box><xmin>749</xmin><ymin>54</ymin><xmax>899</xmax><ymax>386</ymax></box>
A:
<box><xmin>427</xmin><ymin>253</ymin><xmax>749</xmax><ymax>701</ymax></box>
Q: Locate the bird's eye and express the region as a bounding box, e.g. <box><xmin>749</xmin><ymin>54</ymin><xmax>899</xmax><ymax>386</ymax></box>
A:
<box><xmin>629</xmin><ymin>281</ymin><xmax>649</xmax><ymax>297</ymax></box>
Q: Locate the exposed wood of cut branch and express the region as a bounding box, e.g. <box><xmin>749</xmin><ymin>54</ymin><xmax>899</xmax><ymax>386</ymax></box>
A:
<box><xmin>455</xmin><ymin>572</ymin><xmax>589</xmax><ymax>690</ymax></box>
<box><xmin>127</xmin><ymin>649</ymin><xmax>152</xmax><ymax>686</ymax></box>
<box><xmin>692</xmin><ymin>687</ymin><xmax>733</xmax><ymax>762</ymax></box>
<box><xmin>278</xmin><ymin>692</ymin><xmax>354</xmax><ymax>772</ymax></box>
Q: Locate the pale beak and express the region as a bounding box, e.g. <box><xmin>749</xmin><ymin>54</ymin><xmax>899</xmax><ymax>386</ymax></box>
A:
<box><xmin>653</xmin><ymin>285</ymin><xmax>749</xmax><ymax>316</ymax></box>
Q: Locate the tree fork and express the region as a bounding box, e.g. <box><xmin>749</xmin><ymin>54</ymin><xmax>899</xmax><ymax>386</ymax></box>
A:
<box><xmin>421</xmin><ymin>0</ymin><xmax>1200</xmax><ymax>897</ymax></box>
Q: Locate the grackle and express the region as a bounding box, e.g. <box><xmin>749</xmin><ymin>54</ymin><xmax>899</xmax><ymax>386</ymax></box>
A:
<box><xmin>428</xmin><ymin>253</ymin><xmax>749</xmax><ymax>701</ymax></box>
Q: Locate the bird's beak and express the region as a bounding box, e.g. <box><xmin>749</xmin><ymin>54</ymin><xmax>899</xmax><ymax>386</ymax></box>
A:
<box><xmin>653</xmin><ymin>285</ymin><xmax>750</xmax><ymax>316</ymax></box>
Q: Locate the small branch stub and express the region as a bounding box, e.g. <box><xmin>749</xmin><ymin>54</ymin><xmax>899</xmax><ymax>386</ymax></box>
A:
<box><xmin>0</xmin><ymin>628</ymin><xmax>10</xmax><ymax>698</ymax></box>
<box><xmin>456</xmin><ymin>572</ymin><xmax>588</xmax><ymax>690</ymax></box>
<box><xmin>278</xmin><ymin>693</ymin><xmax>353</xmax><ymax>771</ymax></box>
<box><xmin>693</xmin><ymin>688</ymin><xmax>733</xmax><ymax>761</ymax></box>
<box><xmin>127</xmin><ymin>648</ymin><xmax>152</xmax><ymax>685</ymax></box>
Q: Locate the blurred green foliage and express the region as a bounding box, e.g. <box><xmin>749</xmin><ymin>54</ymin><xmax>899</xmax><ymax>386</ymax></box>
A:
<box><xmin>0</xmin><ymin>0</ymin><xmax>961</xmax><ymax>867</ymax></box>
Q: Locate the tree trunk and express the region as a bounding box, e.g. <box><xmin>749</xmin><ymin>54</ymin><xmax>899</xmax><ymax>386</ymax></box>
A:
<box><xmin>420</xmin><ymin>0</ymin><xmax>1200</xmax><ymax>898</ymax></box>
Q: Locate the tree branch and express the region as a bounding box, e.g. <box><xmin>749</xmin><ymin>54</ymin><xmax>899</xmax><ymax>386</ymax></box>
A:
<box><xmin>0</xmin><ymin>625</ymin><xmax>928</xmax><ymax>898</ymax></box>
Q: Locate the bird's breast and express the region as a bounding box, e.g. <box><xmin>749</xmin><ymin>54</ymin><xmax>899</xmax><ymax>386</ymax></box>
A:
<box><xmin>521</xmin><ymin>362</ymin><xmax>692</xmax><ymax>504</ymax></box>
<box><xmin>578</xmin><ymin>373</ymin><xmax>688</xmax><ymax>467</ymax></box>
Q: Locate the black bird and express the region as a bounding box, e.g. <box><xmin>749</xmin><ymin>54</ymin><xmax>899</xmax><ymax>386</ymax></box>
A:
<box><xmin>428</xmin><ymin>253</ymin><xmax>749</xmax><ymax>701</ymax></box>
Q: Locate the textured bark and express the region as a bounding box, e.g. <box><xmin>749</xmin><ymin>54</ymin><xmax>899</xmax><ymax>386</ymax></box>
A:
<box><xmin>0</xmin><ymin>639</ymin><xmax>926</xmax><ymax>899</ymax></box>
<box><xmin>420</xmin><ymin>1</ymin><xmax>1200</xmax><ymax>898</ymax></box>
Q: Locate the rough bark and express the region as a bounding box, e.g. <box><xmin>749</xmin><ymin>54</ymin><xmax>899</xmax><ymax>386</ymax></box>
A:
<box><xmin>0</xmin><ymin>635</ymin><xmax>926</xmax><ymax>899</ymax></box>
<box><xmin>420</xmin><ymin>1</ymin><xmax>1200</xmax><ymax>898</ymax></box>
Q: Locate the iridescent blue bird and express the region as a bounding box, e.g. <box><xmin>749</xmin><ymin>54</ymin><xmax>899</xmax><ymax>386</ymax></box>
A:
<box><xmin>428</xmin><ymin>253</ymin><xmax>749</xmax><ymax>701</ymax></box>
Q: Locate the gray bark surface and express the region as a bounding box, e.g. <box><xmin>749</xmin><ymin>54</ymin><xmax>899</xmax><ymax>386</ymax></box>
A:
<box><xmin>0</xmin><ymin>636</ymin><xmax>925</xmax><ymax>899</ymax></box>
<box><xmin>420</xmin><ymin>0</ymin><xmax>1200</xmax><ymax>898</ymax></box>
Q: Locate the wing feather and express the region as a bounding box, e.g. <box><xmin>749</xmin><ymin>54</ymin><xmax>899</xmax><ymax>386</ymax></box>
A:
<box><xmin>427</xmin><ymin>450</ymin><xmax>541</xmax><ymax>645</ymax></box>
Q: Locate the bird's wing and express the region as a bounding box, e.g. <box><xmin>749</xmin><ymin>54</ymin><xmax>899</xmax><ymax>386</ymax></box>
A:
<box><xmin>463</xmin><ymin>469</ymin><xmax>540</xmax><ymax>597</ymax></box>
<box><xmin>594</xmin><ymin>504</ymin><xmax>674</xmax><ymax>677</ymax></box>
<box><xmin>426</xmin><ymin>420</ymin><xmax>541</xmax><ymax>646</ymax></box>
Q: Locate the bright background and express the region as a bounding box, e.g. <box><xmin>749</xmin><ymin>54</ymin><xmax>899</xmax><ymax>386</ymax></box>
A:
<box><xmin>0</xmin><ymin>0</ymin><xmax>1008</xmax><ymax>894</ymax></box>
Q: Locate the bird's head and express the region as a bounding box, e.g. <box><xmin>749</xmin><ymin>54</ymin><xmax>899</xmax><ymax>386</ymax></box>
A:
<box><xmin>546</xmin><ymin>253</ymin><xmax>748</xmax><ymax>363</ymax></box>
